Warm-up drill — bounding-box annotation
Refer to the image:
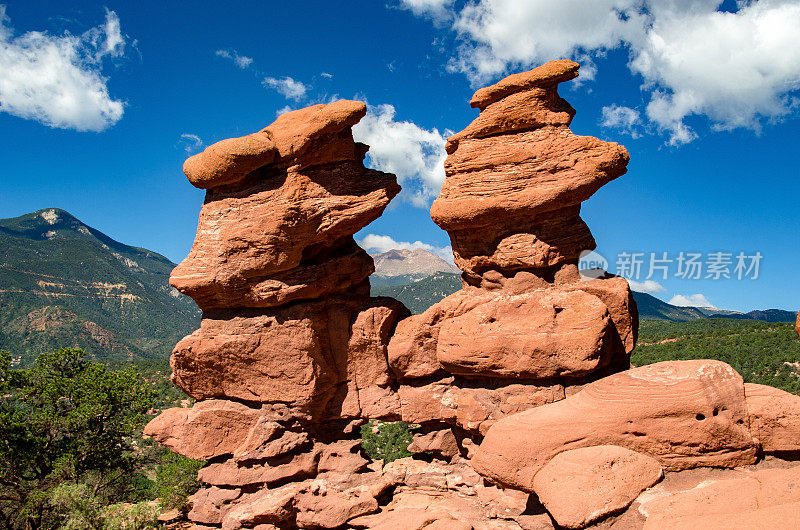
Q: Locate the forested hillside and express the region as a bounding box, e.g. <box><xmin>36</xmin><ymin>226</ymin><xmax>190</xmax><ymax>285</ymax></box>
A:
<box><xmin>0</xmin><ymin>209</ymin><xmax>200</xmax><ymax>366</ymax></box>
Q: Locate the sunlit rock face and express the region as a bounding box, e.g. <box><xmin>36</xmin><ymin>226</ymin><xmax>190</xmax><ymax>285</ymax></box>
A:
<box><xmin>144</xmin><ymin>62</ymin><xmax>800</xmax><ymax>530</ymax></box>
<box><xmin>388</xmin><ymin>59</ymin><xmax>636</xmax><ymax>389</ymax></box>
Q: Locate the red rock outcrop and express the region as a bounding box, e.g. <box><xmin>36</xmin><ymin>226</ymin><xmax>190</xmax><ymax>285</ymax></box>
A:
<box><xmin>145</xmin><ymin>101</ymin><xmax>412</xmax><ymax>529</ymax></box>
<box><xmin>474</xmin><ymin>360</ymin><xmax>759</xmax><ymax>492</ymax></box>
<box><xmin>745</xmin><ymin>383</ymin><xmax>800</xmax><ymax>452</ymax></box>
<box><xmin>639</xmin><ymin>464</ymin><xmax>800</xmax><ymax>529</ymax></box>
<box><xmin>387</xmin><ymin>60</ymin><xmax>636</xmax><ymax>395</ymax></box>
<box><xmin>532</xmin><ymin>445</ymin><xmax>663</xmax><ymax>529</ymax></box>
<box><xmin>146</xmin><ymin>62</ymin><xmax>800</xmax><ymax>530</ymax></box>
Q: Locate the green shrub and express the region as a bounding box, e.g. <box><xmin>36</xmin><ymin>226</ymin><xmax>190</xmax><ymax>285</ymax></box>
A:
<box><xmin>0</xmin><ymin>347</ymin><xmax>156</xmax><ymax>529</ymax></box>
<box><xmin>360</xmin><ymin>420</ymin><xmax>416</xmax><ymax>463</ymax></box>
<box><xmin>155</xmin><ymin>450</ymin><xmax>204</xmax><ymax>510</ymax></box>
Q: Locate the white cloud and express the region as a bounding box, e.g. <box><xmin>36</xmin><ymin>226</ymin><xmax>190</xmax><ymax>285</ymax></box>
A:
<box><xmin>179</xmin><ymin>133</ymin><xmax>203</xmax><ymax>154</ymax></box>
<box><xmin>631</xmin><ymin>0</ymin><xmax>800</xmax><ymax>145</ymax></box>
<box><xmin>627</xmin><ymin>279</ymin><xmax>666</xmax><ymax>295</ymax></box>
<box><xmin>669</xmin><ymin>293</ymin><xmax>714</xmax><ymax>308</ymax></box>
<box><xmin>449</xmin><ymin>0</ymin><xmax>643</xmax><ymax>84</ymax></box>
<box><xmin>405</xmin><ymin>0</ymin><xmax>800</xmax><ymax>144</ymax></box>
<box><xmin>320</xmin><ymin>72</ymin><xmax>333</xmax><ymax>78</ymax></box>
<box><xmin>399</xmin><ymin>0</ymin><xmax>455</xmax><ymax>23</ymax></box>
<box><xmin>263</xmin><ymin>76</ymin><xmax>308</xmax><ymax>101</ymax></box>
<box><xmin>276</xmin><ymin>105</ymin><xmax>293</xmax><ymax>116</ymax></box>
<box><xmin>215</xmin><ymin>49</ymin><xmax>253</xmax><ymax>69</ymax></box>
<box><xmin>600</xmin><ymin>104</ymin><xmax>642</xmax><ymax>138</ymax></box>
<box><xmin>352</xmin><ymin>104</ymin><xmax>448</xmax><ymax>208</ymax></box>
<box><xmin>360</xmin><ymin>233</ymin><xmax>454</xmax><ymax>263</ymax></box>
<box><xmin>0</xmin><ymin>6</ymin><xmax>126</xmax><ymax>131</ymax></box>
<box><xmin>98</xmin><ymin>9</ymin><xmax>125</xmax><ymax>58</ymax></box>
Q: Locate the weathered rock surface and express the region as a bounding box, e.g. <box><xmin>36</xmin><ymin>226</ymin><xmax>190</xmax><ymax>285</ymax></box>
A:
<box><xmin>168</xmin><ymin>296</ymin><xmax>407</xmax><ymax>420</ymax></box>
<box><xmin>397</xmin><ymin>376</ymin><xmax>564</xmax><ymax>435</ymax></box>
<box><xmin>171</xmin><ymin>101</ymin><xmax>399</xmax><ymax>312</ymax></box>
<box><xmin>474</xmin><ymin>360</ymin><xmax>758</xmax><ymax>492</ymax></box>
<box><xmin>432</xmin><ymin>61</ymin><xmax>628</xmax><ymax>279</ymax></box>
<box><xmin>387</xmin><ymin>59</ymin><xmax>635</xmax><ymax>395</ymax></box>
<box><xmin>407</xmin><ymin>429</ymin><xmax>459</xmax><ymax>459</ymax></box>
<box><xmin>639</xmin><ymin>464</ymin><xmax>800</xmax><ymax>529</ymax></box>
<box><xmin>388</xmin><ymin>278</ymin><xmax>634</xmax><ymax>383</ymax></box>
<box><xmin>146</xmin><ymin>63</ymin><xmax>800</xmax><ymax>530</ymax></box>
<box><xmin>745</xmin><ymin>383</ymin><xmax>800</xmax><ymax>452</ymax></box>
<box><xmin>532</xmin><ymin>445</ymin><xmax>662</xmax><ymax>529</ymax></box>
<box><xmin>143</xmin><ymin>400</ymin><xmax>267</xmax><ymax>460</ymax></box>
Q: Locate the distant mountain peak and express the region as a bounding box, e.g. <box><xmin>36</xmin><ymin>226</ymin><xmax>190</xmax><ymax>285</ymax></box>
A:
<box><xmin>0</xmin><ymin>208</ymin><xmax>199</xmax><ymax>365</ymax></box>
<box><xmin>370</xmin><ymin>248</ymin><xmax>459</xmax><ymax>277</ymax></box>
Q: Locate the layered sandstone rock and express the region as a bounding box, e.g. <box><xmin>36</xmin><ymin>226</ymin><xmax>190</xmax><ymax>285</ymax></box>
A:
<box><xmin>532</xmin><ymin>445</ymin><xmax>663</xmax><ymax>529</ymax></box>
<box><xmin>639</xmin><ymin>464</ymin><xmax>800</xmax><ymax>529</ymax></box>
<box><xmin>387</xmin><ymin>59</ymin><xmax>637</xmax><ymax>415</ymax></box>
<box><xmin>744</xmin><ymin>383</ymin><xmax>800</xmax><ymax>452</ymax></box>
<box><xmin>145</xmin><ymin>62</ymin><xmax>800</xmax><ymax>530</ymax></box>
<box><xmin>146</xmin><ymin>101</ymin><xmax>411</xmax><ymax>529</ymax></box>
<box><xmin>474</xmin><ymin>360</ymin><xmax>759</xmax><ymax>492</ymax></box>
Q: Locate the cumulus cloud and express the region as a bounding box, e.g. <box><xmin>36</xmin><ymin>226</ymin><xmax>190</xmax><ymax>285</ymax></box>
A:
<box><xmin>352</xmin><ymin>104</ymin><xmax>448</xmax><ymax>208</ymax></box>
<box><xmin>359</xmin><ymin>233</ymin><xmax>454</xmax><ymax>263</ymax></box>
<box><xmin>627</xmin><ymin>279</ymin><xmax>666</xmax><ymax>295</ymax></box>
<box><xmin>405</xmin><ymin>0</ymin><xmax>800</xmax><ymax>144</ymax></box>
<box><xmin>669</xmin><ymin>293</ymin><xmax>714</xmax><ymax>308</ymax></box>
<box><xmin>600</xmin><ymin>104</ymin><xmax>642</xmax><ymax>138</ymax></box>
<box><xmin>215</xmin><ymin>49</ymin><xmax>253</xmax><ymax>69</ymax></box>
<box><xmin>263</xmin><ymin>76</ymin><xmax>308</xmax><ymax>101</ymax></box>
<box><xmin>0</xmin><ymin>6</ymin><xmax>126</xmax><ymax>131</ymax></box>
<box><xmin>632</xmin><ymin>0</ymin><xmax>800</xmax><ymax>145</ymax></box>
<box><xmin>179</xmin><ymin>133</ymin><xmax>203</xmax><ymax>154</ymax></box>
<box><xmin>449</xmin><ymin>0</ymin><xmax>643</xmax><ymax>83</ymax></box>
<box><xmin>399</xmin><ymin>0</ymin><xmax>455</xmax><ymax>23</ymax></box>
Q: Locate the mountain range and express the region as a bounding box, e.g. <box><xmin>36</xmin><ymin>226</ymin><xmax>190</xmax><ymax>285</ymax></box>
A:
<box><xmin>371</xmin><ymin>250</ymin><xmax>798</xmax><ymax>322</ymax></box>
<box><xmin>0</xmin><ymin>209</ymin><xmax>200</xmax><ymax>366</ymax></box>
<box><xmin>1</xmin><ymin>210</ymin><xmax>794</xmax><ymax>366</ymax></box>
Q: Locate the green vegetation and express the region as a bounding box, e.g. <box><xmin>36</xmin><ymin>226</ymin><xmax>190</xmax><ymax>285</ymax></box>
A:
<box><xmin>153</xmin><ymin>452</ymin><xmax>203</xmax><ymax>511</ymax></box>
<box><xmin>0</xmin><ymin>209</ymin><xmax>200</xmax><ymax>366</ymax></box>
<box><xmin>360</xmin><ymin>420</ymin><xmax>417</xmax><ymax>463</ymax></box>
<box><xmin>634</xmin><ymin>319</ymin><xmax>800</xmax><ymax>394</ymax></box>
<box><xmin>0</xmin><ymin>348</ymin><xmax>201</xmax><ymax>529</ymax></box>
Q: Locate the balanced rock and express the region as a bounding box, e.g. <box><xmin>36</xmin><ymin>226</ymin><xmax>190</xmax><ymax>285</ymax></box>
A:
<box><xmin>171</xmin><ymin>101</ymin><xmax>398</xmax><ymax>311</ymax></box>
<box><xmin>473</xmin><ymin>360</ymin><xmax>758</xmax><ymax>492</ymax></box>
<box><xmin>387</xmin><ymin>60</ymin><xmax>635</xmax><ymax>391</ymax></box>
<box><xmin>531</xmin><ymin>445</ymin><xmax>662</xmax><ymax>529</ymax></box>
<box><xmin>432</xmin><ymin>60</ymin><xmax>628</xmax><ymax>280</ymax></box>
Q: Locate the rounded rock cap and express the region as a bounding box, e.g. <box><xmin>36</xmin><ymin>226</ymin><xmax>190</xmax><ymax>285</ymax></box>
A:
<box><xmin>470</xmin><ymin>59</ymin><xmax>580</xmax><ymax>110</ymax></box>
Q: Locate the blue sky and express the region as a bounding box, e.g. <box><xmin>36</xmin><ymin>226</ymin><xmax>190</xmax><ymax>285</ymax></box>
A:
<box><xmin>0</xmin><ymin>0</ymin><xmax>798</xmax><ymax>312</ymax></box>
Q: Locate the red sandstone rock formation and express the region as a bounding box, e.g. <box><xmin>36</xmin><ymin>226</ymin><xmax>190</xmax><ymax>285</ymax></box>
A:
<box><xmin>532</xmin><ymin>445</ymin><xmax>663</xmax><ymax>529</ymax></box>
<box><xmin>146</xmin><ymin>101</ymin><xmax>413</xmax><ymax>529</ymax></box>
<box><xmin>146</xmin><ymin>62</ymin><xmax>800</xmax><ymax>530</ymax></box>
<box><xmin>473</xmin><ymin>360</ymin><xmax>759</xmax><ymax>492</ymax></box>
<box><xmin>386</xmin><ymin>59</ymin><xmax>637</xmax><ymax>433</ymax></box>
<box><xmin>796</xmin><ymin>310</ymin><xmax>800</xmax><ymax>338</ymax></box>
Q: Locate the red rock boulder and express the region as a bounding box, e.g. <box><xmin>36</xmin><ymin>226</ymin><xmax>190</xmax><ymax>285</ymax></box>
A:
<box><xmin>473</xmin><ymin>360</ymin><xmax>758</xmax><ymax>492</ymax></box>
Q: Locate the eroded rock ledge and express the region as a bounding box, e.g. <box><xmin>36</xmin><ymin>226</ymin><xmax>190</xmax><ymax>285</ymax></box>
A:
<box><xmin>145</xmin><ymin>62</ymin><xmax>800</xmax><ymax>530</ymax></box>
